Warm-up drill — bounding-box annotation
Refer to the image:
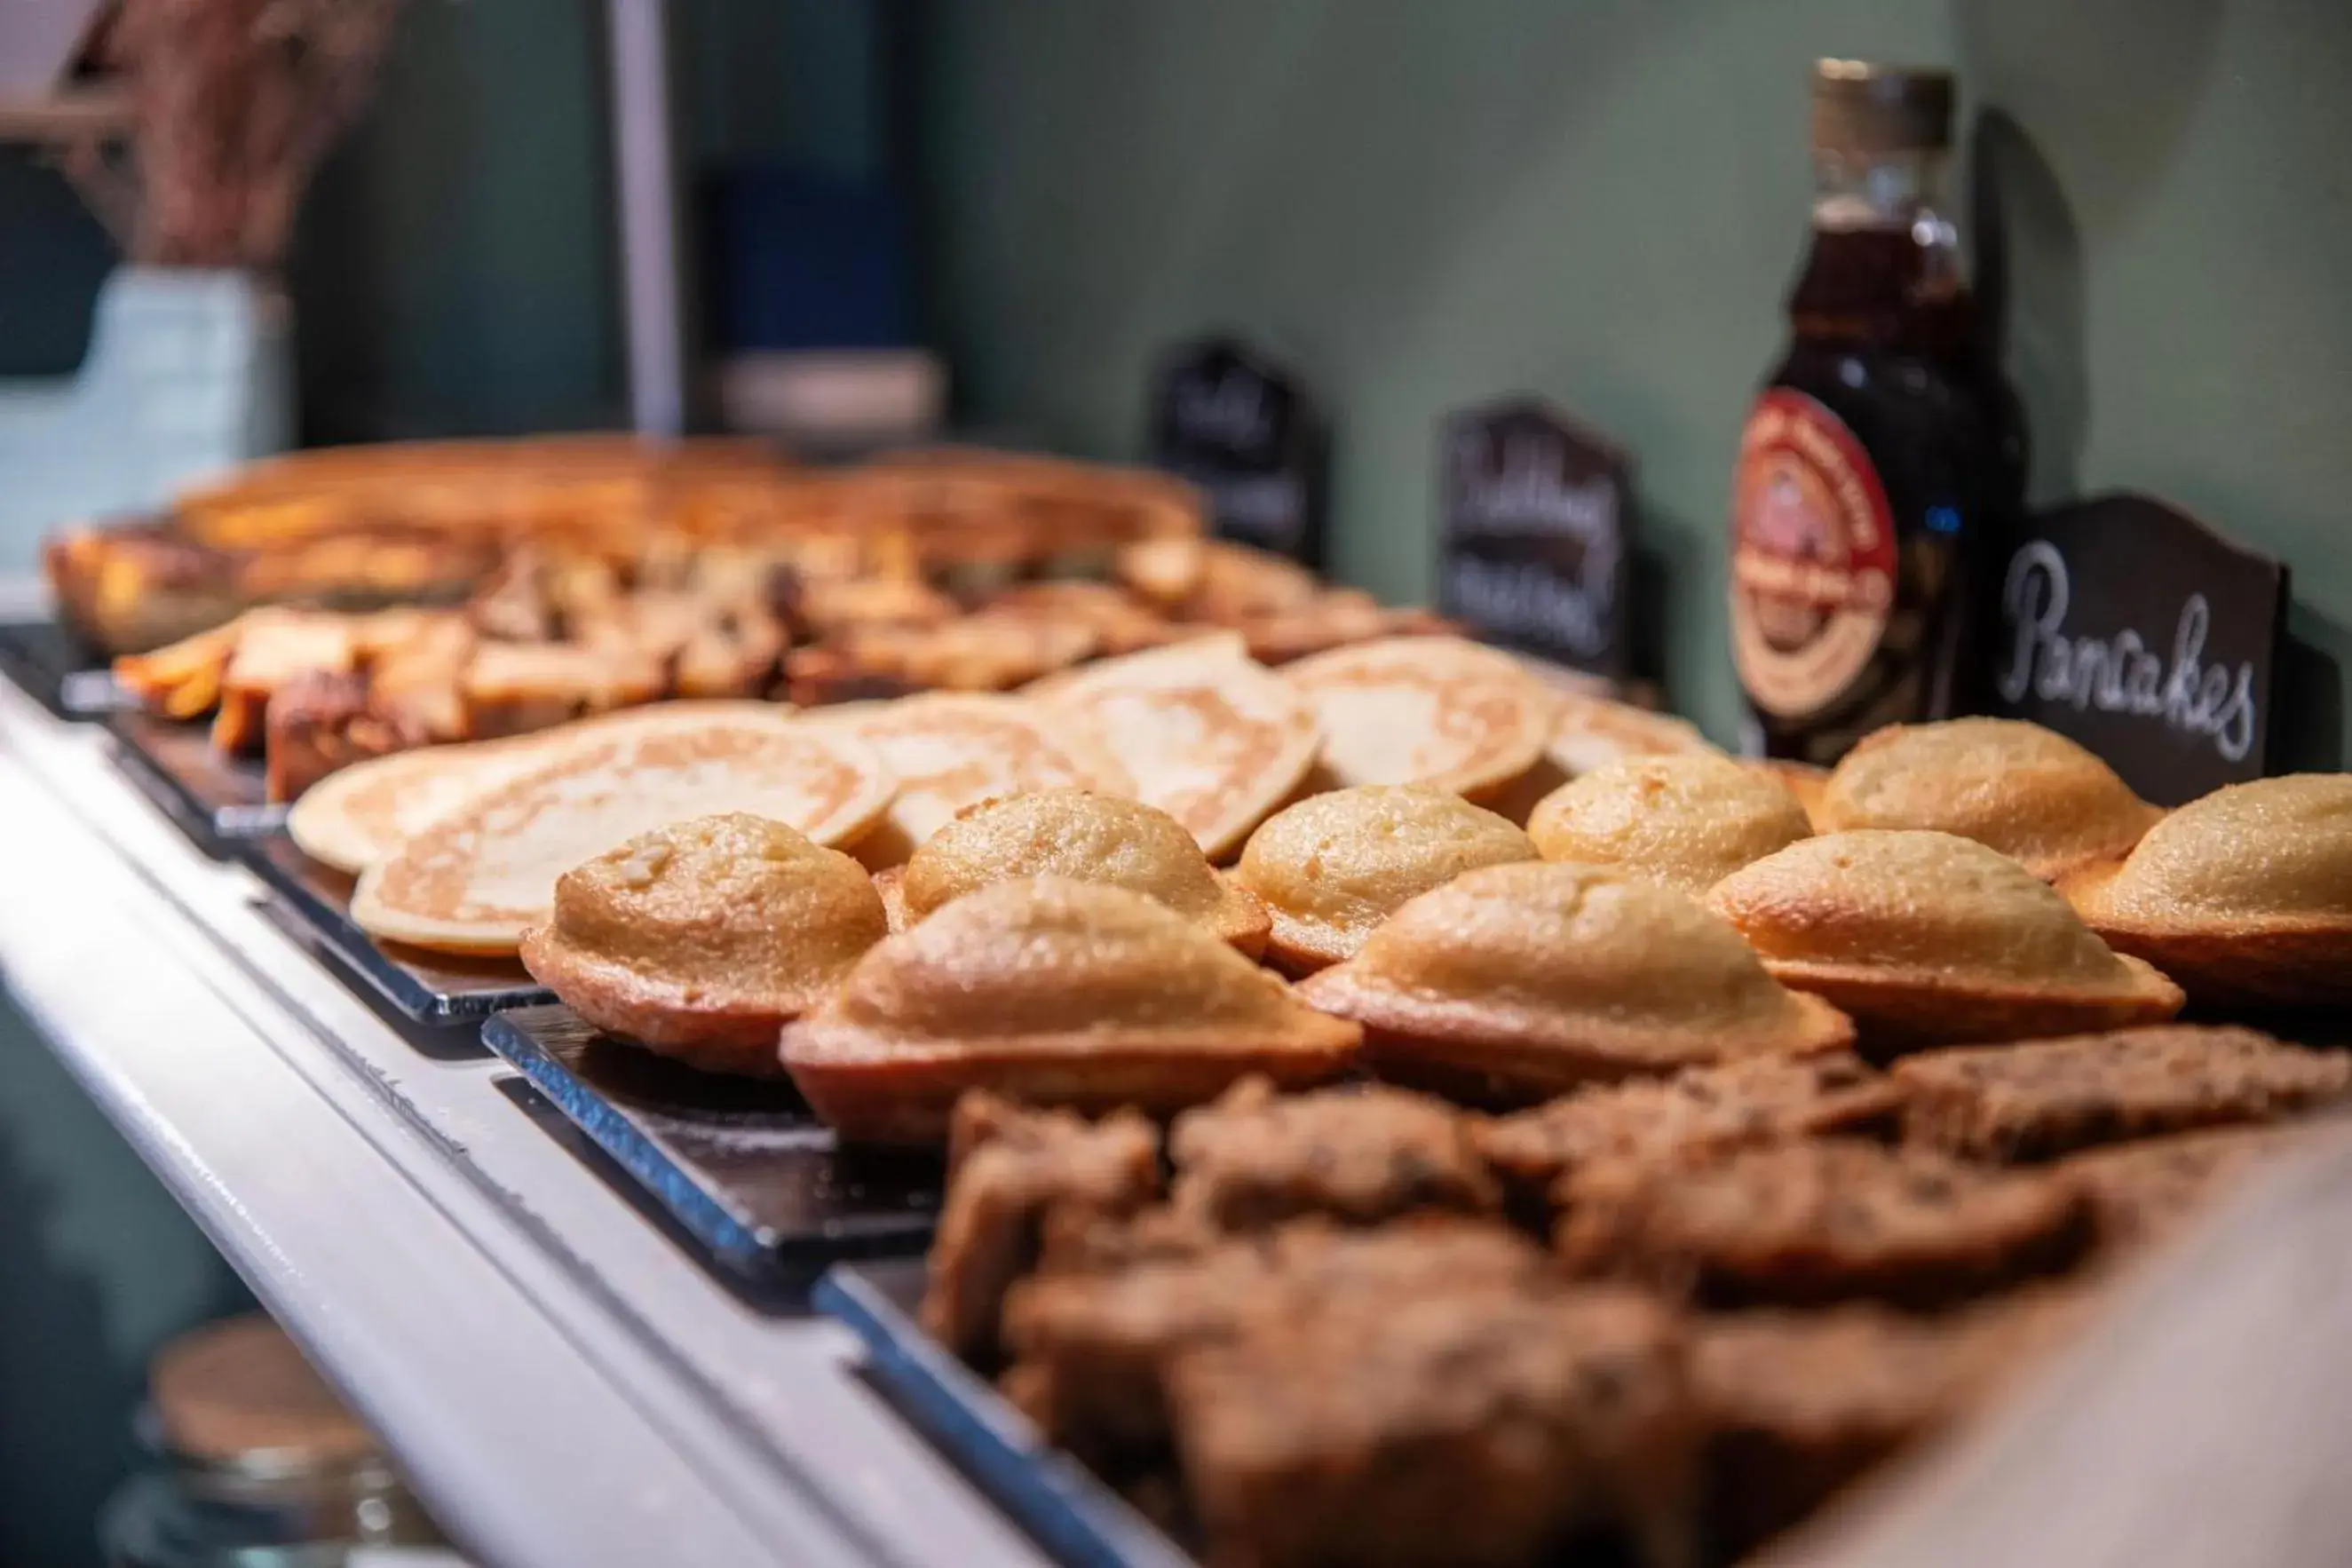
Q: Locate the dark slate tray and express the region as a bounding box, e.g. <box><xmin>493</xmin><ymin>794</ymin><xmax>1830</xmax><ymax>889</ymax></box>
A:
<box><xmin>816</xmin><ymin>1260</ymin><xmax>1196</xmax><ymax>1568</ymax></box>
<box><xmin>107</xmin><ymin>713</ymin><xmax>284</xmax><ymax>847</ymax></box>
<box><xmin>0</xmin><ymin>617</ymin><xmax>120</xmax><ymax>719</ymax></box>
<box><xmin>482</xmin><ymin>1004</ymin><xmax>940</xmax><ymax>1292</ymax></box>
<box><xmin>241</xmin><ymin>838</ymin><xmax>553</xmax><ymax>1023</ymax></box>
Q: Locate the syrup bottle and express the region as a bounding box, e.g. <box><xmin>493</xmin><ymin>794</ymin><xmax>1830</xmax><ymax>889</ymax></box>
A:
<box><xmin>1729</xmin><ymin>60</ymin><xmax>2023</xmax><ymax>765</ymax></box>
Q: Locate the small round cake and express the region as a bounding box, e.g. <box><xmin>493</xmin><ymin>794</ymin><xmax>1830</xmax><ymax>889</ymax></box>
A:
<box><xmin>1527</xmin><ymin>753</ymin><xmax>1812</xmax><ymax>892</ymax></box>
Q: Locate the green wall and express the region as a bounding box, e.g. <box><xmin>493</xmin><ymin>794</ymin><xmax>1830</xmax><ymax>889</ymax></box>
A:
<box><xmin>915</xmin><ymin>0</ymin><xmax>2352</xmax><ymax>763</ymax></box>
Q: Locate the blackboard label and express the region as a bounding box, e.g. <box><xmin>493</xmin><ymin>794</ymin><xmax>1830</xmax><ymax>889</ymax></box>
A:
<box><xmin>1148</xmin><ymin>336</ymin><xmax>1326</xmax><ymax>566</ymax></box>
<box><xmin>1986</xmin><ymin>493</ymin><xmax>2287</xmax><ymax>805</ymax></box>
<box><xmin>1439</xmin><ymin>396</ymin><xmax>1633</xmax><ymax>679</ymax></box>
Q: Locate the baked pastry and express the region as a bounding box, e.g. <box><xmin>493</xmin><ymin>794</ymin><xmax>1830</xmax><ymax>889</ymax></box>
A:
<box><xmin>517</xmin><ymin>814</ymin><xmax>887</xmax><ymax>1073</ymax></box>
<box><xmin>1556</xmin><ymin>1139</ymin><xmax>2094</xmax><ymax>1309</ymax></box>
<box><xmin>779</xmin><ymin>878</ymin><xmax>1359</xmax><ymax>1143</ymax></box>
<box><xmin>1167</xmin><ymin>1077</ymin><xmax>1501</xmax><ymax>1231</ymax></box>
<box><xmin>1547</xmin><ymin>690</ymin><xmax>1719</xmax><ymax>777</ymax></box>
<box><xmin>1475</xmin><ymin>1052</ymin><xmax>1902</xmax><ymax>1216</ymax></box>
<box><xmin>2061</xmin><ymin>1122</ymin><xmax>2325</xmax><ymax>1252</ymax></box>
<box><xmin>1892</xmin><ymin>1025</ymin><xmax>2350</xmax><ymax>1162</ymax></box>
<box><xmin>1525</xmin><ymin>753</ymin><xmax>1812</xmax><ymax>893</ymax></box>
<box><xmin>1232</xmin><ymin>784</ymin><xmax>1538</xmax><ymax>974</ymax></box>
<box><xmin>1693</xmin><ymin>1294</ymin><xmax>2087</xmax><ymax>1556</ymax></box>
<box><xmin>883</xmin><ymin>789</ymin><xmax>1270</xmax><ymax>956</ymax></box>
<box><xmin>1165</xmin><ymin>1287</ymin><xmax>1695</xmax><ymax>1568</ymax></box>
<box><xmin>2060</xmin><ymin>773</ymin><xmax>2352</xmax><ymax>1006</ymax></box>
<box><xmin>813</xmin><ymin>694</ymin><xmax>1131</xmax><ymax>868</ymax></box>
<box><xmin>1002</xmin><ymin>1219</ymin><xmax>1555</xmax><ymax>1465</ymax></box>
<box><xmin>1814</xmin><ymin>717</ymin><xmax>2162</xmax><ymax>880</ymax></box>
<box><xmin>1282</xmin><ymin>635</ymin><xmax>1551</xmax><ymax>797</ymax></box>
<box><xmin>1748</xmin><ymin>759</ymin><xmax>1832</xmax><ymax>828</ymax></box>
<box><xmin>1029</xmin><ymin>635</ymin><xmax>1322</xmax><ymax>860</ymax></box>
<box><xmin>1297</xmin><ymin>861</ymin><xmax>1856</xmax><ymax>1105</ymax></box>
<box><xmin>352</xmin><ymin>710</ymin><xmax>893</xmax><ymax>954</ymax></box>
<box><xmin>1707</xmin><ymin>830</ymin><xmax>2185</xmax><ymax>1051</ymax></box>
<box><xmin>920</xmin><ymin>1093</ymin><xmax>1162</xmax><ymax>1360</ymax></box>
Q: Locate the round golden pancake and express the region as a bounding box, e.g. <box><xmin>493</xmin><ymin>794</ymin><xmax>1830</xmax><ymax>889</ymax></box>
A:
<box><xmin>1282</xmin><ymin>636</ymin><xmax>1550</xmax><ymax>797</ymax></box>
<box><xmin>892</xmin><ymin>789</ymin><xmax>1268</xmax><ymax>954</ymax></box>
<box><xmin>351</xmin><ymin>716</ymin><xmax>893</xmax><ymax>954</ymax></box>
<box><xmin>2061</xmin><ymin>774</ymin><xmax>2352</xmax><ymax>1006</ymax></box>
<box><xmin>519</xmin><ymin>813</ymin><xmax>887</xmax><ymax>1074</ymax></box>
<box><xmin>285</xmin><ymin>700</ymin><xmax>798</xmax><ymax>875</ymax></box>
<box><xmin>1296</xmin><ymin>860</ymin><xmax>1853</xmax><ymax>1102</ymax></box>
<box><xmin>1526</xmin><ymin>753</ymin><xmax>1811</xmax><ymax>893</ymax></box>
<box><xmin>1029</xmin><ymin>634</ymin><xmax>1321</xmax><ymax>861</ymax></box>
<box><xmin>1548</xmin><ymin>691</ymin><xmax>1720</xmax><ymax>777</ymax></box>
<box><xmin>780</xmin><ymin>877</ymin><xmax>1358</xmax><ymax>1143</ymax></box>
<box><xmin>813</xmin><ymin>693</ymin><xmax>1132</xmax><ymax>868</ymax></box>
<box><xmin>1708</xmin><ymin>830</ymin><xmax>2183</xmax><ymax>1049</ymax></box>
<box><xmin>1814</xmin><ymin>717</ymin><xmax>2161</xmax><ymax>880</ymax></box>
<box><xmin>1233</xmin><ymin>784</ymin><xmax>1538</xmax><ymax>975</ymax></box>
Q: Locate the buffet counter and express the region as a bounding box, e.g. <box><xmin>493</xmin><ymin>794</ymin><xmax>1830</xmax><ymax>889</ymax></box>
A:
<box><xmin>0</xmin><ymin>667</ymin><xmax>1049</xmax><ymax>1568</ymax></box>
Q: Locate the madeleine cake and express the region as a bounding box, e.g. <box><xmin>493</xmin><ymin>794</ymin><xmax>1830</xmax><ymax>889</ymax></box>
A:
<box><xmin>518</xmin><ymin>814</ymin><xmax>887</xmax><ymax>1073</ymax></box>
<box><xmin>814</xmin><ymin>693</ymin><xmax>1131</xmax><ymax>868</ymax></box>
<box><xmin>1296</xmin><ymin>860</ymin><xmax>1855</xmax><ymax>1104</ymax></box>
<box><xmin>1029</xmin><ymin>635</ymin><xmax>1322</xmax><ymax>861</ymax></box>
<box><xmin>780</xmin><ymin>878</ymin><xmax>1360</xmax><ymax>1143</ymax></box>
<box><xmin>351</xmin><ymin>713</ymin><xmax>893</xmax><ymax>954</ymax></box>
<box><xmin>1525</xmin><ymin>753</ymin><xmax>1812</xmax><ymax>893</ymax></box>
<box><xmin>2060</xmin><ymin>773</ymin><xmax>2352</xmax><ymax>1006</ymax></box>
<box><xmin>1814</xmin><ymin>718</ymin><xmax>2162</xmax><ymax>880</ymax></box>
<box><xmin>1708</xmin><ymin>830</ymin><xmax>2185</xmax><ymax>1051</ymax></box>
<box><xmin>1548</xmin><ymin>690</ymin><xmax>1720</xmax><ymax>777</ymax></box>
<box><xmin>883</xmin><ymin>789</ymin><xmax>1270</xmax><ymax>955</ymax></box>
<box><xmin>1233</xmin><ymin>784</ymin><xmax>1539</xmax><ymax>975</ymax></box>
<box><xmin>1282</xmin><ymin>635</ymin><xmax>1551</xmax><ymax>798</ymax></box>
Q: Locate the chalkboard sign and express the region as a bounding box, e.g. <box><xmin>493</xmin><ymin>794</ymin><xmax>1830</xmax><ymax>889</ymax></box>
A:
<box><xmin>1438</xmin><ymin>396</ymin><xmax>1634</xmax><ymax>680</ymax></box>
<box><xmin>1147</xmin><ymin>336</ymin><xmax>1326</xmax><ymax>566</ymax></box>
<box><xmin>1986</xmin><ymin>493</ymin><xmax>2287</xmax><ymax>806</ymax></box>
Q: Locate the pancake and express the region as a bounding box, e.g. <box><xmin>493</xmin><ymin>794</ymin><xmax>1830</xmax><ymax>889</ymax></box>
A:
<box><xmin>813</xmin><ymin>693</ymin><xmax>1133</xmax><ymax>868</ymax></box>
<box><xmin>519</xmin><ymin>814</ymin><xmax>888</xmax><ymax>1074</ymax></box>
<box><xmin>1525</xmin><ymin>753</ymin><xmax>1811</xmax><ymax>893</ymax></box>
<box><xmin>886</xmin><ymin>789</ymin><xmax>1269</xmax><ymax>954</ymax></box>
<box><xmin>1233</xmin><ymin>784</ymin><xmax>1539</xmax><ymax>975</ymax></box>
<box><xmin>1029</xmin><ymin>635</ymin><xmax>1321</xmax><ymax>861</ymax></box>
<box><xmin>351</xmin><ymin>716</ymin><xmax>894</xmax><ymax>954</ymax></box>
<box><xmin>1282</xmin><ymin>636</ymin><xmax>1550</xmax><ymax>798</ymax></box>
<box><xmin>1296</xmin><ymin>860</ymin><xmax>1855</xmax><ymax>1105</ymax></box>
<box><xmin>286</xmin><ymin>700</ymin><xmax>796</xmax><ymax>874</ymax></box>
<box><xmin>1814</xmin><ymin>718</ymin><xmax>2163</xmax><ymax>881</ymax></box>
<box><xmin>2060</xmin><ymin>773</ymin><xmax>2352</xmax><ymax>1006</ymax></box>
<box><xmin>780</xmin><ymin>877</ymin><xmax>1360</xmax><ymax>1143</ymax></box>
<box><xmin>1708</xmin><ymin>830</ymin><xmax>2185</xmax><ymax>1052</ymax></box>
<box><xmin>1548</xmin><ymin>691</ymin><xmax>1720</xmax><ymax>777</ymax></box>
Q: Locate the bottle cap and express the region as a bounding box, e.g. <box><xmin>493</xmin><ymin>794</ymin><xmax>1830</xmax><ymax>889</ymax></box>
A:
<box><xmin>1811</xmin><ymin>59</ymin><xmax>1954</xmax><ymax>154</ymax></box>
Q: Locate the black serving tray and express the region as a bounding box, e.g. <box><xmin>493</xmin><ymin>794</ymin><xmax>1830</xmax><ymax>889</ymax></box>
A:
<box><xmin>241</xmin><ymin>837</ymin><xmax>553</xmax><ymax>1023</ymax></box>
<box><xmin>483</xmin><ymin>1004</ymin><xmax>940</xmax><ymax>1291</ymax></box>
<box><xmin>816</xmin><ymin>1261</ymin><xmax>1196</xmax><ymax>1568</ymax></box>
<box><xmin>0</xmin><ymin>617</ymin><xmax>121</xmax><ymax>720</ymax></box>
<box><xmin>108</xmin><ymin>713</ymin><xmax>284</xmax><ymax>846</ymax></box>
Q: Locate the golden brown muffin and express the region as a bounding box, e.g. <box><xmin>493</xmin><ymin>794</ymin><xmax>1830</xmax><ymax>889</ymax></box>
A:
<box><xmin>780</xmin><ymin>878</ymin><xmax>1360</xmax><ymax>1143</ymax></box>
<box><xmin>1814</xmin><ymin>718</ymin><xmax>2162</xmax><ymax>880</ymax></box>
<box><xmin>2060</xmin><ymin>773</ymin><xmax>2352</xmax><ymax>1006</ymax></box>
<box><xmin>1232</xmin><ymin>785</ymin><xmax>1539</xmax><ymax>975</ymax></box>
<box><xmin>519</xmin><ymin>813</ymin><xmax>887</xmax><ymax>1074</ymax></box>
<box><xmin>1282</xmin><ymin>636</ymin><xmax>1552</xmax><ymax>798</ymax></box>
<box><xmin>1295</xmin><ymin>861</ymin><xmax>1854</xmax><ymax>1105</ymax></box>
<box><xmin>882</xmin><ymin>789</ymin><xmax>1270</xmax><ymax>956</ymax></box>
<box><xmin>1708</xmin><ymin>830</ymin><xmax>2184</xmax><ymax>1052</ymax></box>
<box><xmin>1526</xmin><ymin>753</ymin><xmax>1812</xmax><ymax>893</ymax></box>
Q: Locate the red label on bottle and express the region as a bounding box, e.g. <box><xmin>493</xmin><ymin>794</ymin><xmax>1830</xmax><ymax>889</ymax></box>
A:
<box><xmin>1729</xmin><ymin>389</ymin><xmax>1898</xmax><ymax>718</ymax></box>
